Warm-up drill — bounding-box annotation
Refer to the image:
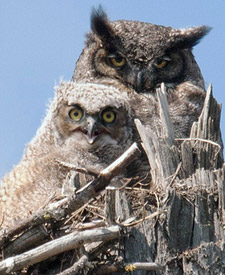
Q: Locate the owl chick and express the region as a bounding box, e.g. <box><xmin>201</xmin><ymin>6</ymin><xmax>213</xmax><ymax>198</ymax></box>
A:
<box><xmin>72</xmin><ymin>7</ymin><xmax>209</xmax><ymax>137</ymax></box>
<box><xmin>0</xmin><ymin>82</ymin><xmax>135</xmax><ymax>230</ymax></box>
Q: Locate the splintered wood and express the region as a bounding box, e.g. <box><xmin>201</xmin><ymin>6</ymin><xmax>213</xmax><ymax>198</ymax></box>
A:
<box><xmin>0</xmin><ymin>84</ymin><xmax>224</xmax><ymax>274</ymax></box>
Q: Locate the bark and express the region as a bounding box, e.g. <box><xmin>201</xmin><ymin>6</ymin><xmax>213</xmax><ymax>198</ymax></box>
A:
<box><xmin>109</xmin><ymin>84</ymin><xmax>224</xmax><ymax>274</ymax></box>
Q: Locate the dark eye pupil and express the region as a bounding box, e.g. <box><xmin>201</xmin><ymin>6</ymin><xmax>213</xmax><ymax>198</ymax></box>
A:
<box><xmin>115</xmin><ymin>56</ymin><xmax>123</xmax><ymax>62</ymax></box>
<box><xmin>156</xmin><ymin>59</ymin><xmax>162</xmax><ymax>65</ymax></box>
<box><xmin>74</xmin><ymin>112</ymin><xmax>79</xmax><ymax>116</ymax></box>
<box><xmin>106</xmin><ymin>113</ymin><xmax>111</xmax><ymax>119</ymax></box>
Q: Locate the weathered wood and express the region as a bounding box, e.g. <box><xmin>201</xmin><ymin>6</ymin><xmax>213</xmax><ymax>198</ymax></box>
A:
<box><xmin>190</xmin><ymin>84</ymin><xmax>223</xmax><ymax>169</ymax></box>
<box><xmin>156</xmin><ymin>83</ymin><xmax>175</xmax><ymax>146</ymax></box>
<box><xmin>180</xmin><ymin>141</ymin><xmax>194</xmax><ymax>177</ymax></box>
<box><xmin>112</xmin><ymin>84</ymin><xmax>225</xmax><ymax>274</ymax></box>
<box><xmin>105</xmin><ymin>187</ymin><xmax>117</xmax><ymax>225</ymax></box>
<box><xmin>3</xmin><ymin>225</ymin><xmax>49</xmax><ymax>258</ymax></box>
<box><xmin>0</xmin><ymin>225</ymin><xmax>120</xmax><ymax>274</ymax></box>
<box><xmin>182</xmin><ymin>242</ymin><xmax>225</xmax><ymax>274</ymax></box>
<box><xmin>218</xmin><ymin>163</ymin><xmax>225</xmax><ymax>229</ymax></box>
<box><xmin>135</xmin><ymin>84</ymin><xmax>182</xmax><ymax>188</ymax></box>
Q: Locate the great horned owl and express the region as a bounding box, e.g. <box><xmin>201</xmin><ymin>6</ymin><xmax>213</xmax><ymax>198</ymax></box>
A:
<box><xmin>0</xmin><ymin>82</ymin><xmax>135</xmax><ymax>230</ymax></box>
<box><xmin>72</xmin><ymin>7</ymin><xmax>210</xmax><ymax>137</ymax></box>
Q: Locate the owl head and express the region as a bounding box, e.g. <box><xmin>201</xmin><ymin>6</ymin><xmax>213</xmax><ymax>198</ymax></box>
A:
<box><xmin>49</xmin><ymin>82</ymin><xmax>134</xmax><ymax>162</ymax></box>
<box><xmin>73</xmin><ymin>7</ymin><xmax>210</xmax><ymax>93</ymax></box>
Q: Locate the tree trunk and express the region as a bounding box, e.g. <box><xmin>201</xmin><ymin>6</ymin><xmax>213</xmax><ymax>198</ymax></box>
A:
<box><xmin>108</xmin><ymin>84</ymin><xmax>224</xmax><ymax>274</ymax></box>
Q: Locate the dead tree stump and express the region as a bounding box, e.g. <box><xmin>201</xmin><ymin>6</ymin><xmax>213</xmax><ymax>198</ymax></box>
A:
<box><xmin>109</xmin><ymin>84</ymin><xmax>224</xmax><ymax>274</ymax></box>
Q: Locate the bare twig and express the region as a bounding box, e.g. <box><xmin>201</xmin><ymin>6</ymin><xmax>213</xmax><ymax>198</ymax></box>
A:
<box><xmin>168</xmin><ymin>162</ymin><xmax>182</xmax><ymax>187</ymax></box>
<box><xmin>56</xmin><ymin>160</ymin><xmax>99</xmax><ymax>177</ymax></box>
<box><xmin>176</xmin><ymin>137</ymin><xmax>221</xmax><ymax>151</ymax></box>
<box><xmin>121</xmin><ymin>210</ymin><xmax>165</xmax><ymax>227</ymax></box>
<box><xmin>74</xmin><ymin>220</ymin><xmax>106</xmax><ymax>231</ymax></box>
<box><xmin>57</xmin><ymin>254</ymin><xmax>90</xmax><ymax>275</ymax></box>
<box><xmin>96</xmin><ymin>262</ymin><xmax>164</xmax><ymax>274</ymax></box>
<box><xmin>124</xmin><ymin>262</ymin><xmax>164</xmax><ymax>271</ymax></box>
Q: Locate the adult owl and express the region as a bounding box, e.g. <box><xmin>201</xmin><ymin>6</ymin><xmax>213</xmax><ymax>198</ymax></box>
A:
<box><xmin>72</xmin><ymin>7</ymin><xmax>210</xmax><ymax>138</ymax></box>
<box><xmin>0</xmin><ymin>82</ymin><xmax>135</xmax><ymax>230</ymax></box>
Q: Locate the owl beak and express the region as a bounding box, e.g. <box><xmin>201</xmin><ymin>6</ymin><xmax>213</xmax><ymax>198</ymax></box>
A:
<box><xmin>136</xmin><ymin>70</ymin><xmax>152</xmax><ymax>93</ymax></box>
<box><xmin>136</xmin><ymin>71</ymin><xmax>144</xmax><ymax>93</ymax></box>
<box><xmin>83</xmin><ymin>117</ymin><xmax>99</xmax><ymax>144</ymax></box>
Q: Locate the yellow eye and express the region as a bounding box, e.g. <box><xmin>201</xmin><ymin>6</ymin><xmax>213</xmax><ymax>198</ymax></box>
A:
<box><xmin>102</xmin><ymin>110</ymin><xmax>116</xmax><ymax>123</ymax></box>
<box><xmin>69</xmin><ymin>107</ymin><xmax>83</xmax><ymax>121</ymax></box>
<box><xmin>109</xmin><ymin>55</ymin><xmax>126</xmax><ymax>68</ymax></box>
<box><xmin>153</xmin><ymin>59</ymin><xmax>169</xmax><ymax>69</ymax></box>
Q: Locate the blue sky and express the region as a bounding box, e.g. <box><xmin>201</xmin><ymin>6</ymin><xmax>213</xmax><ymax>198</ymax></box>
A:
<box><xmin>0</xmin><ymin>0</ymin><xmax>224</xmax><ymax>177</ymax></box>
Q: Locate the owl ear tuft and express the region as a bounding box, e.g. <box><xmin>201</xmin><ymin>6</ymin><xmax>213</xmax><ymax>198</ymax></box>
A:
<box><xmin>170</xmin><ymin>25</ymin><xmax>211</xmax><ymax>50</ymax></box>
<box><xmin>91</xmin><ymin>6</ymin><xmax>114</xmax><ymax>42</ymax></box>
